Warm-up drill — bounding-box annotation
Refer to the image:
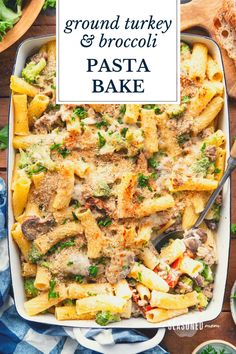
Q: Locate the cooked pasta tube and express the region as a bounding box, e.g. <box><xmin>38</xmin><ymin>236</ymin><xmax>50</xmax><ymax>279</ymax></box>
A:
<box><xmin>138</xmin><ymin>247</ymin><xmax>159</xmax><ymax>270</ymax></box>
<box><xmin>140</xmin><ymin>109</ymin><xmax>158</xmax><ymax>156</ymax></box>
<box><xmin>207</xmin><ymin>55</ymin><xmax>223</xmax><ymax>82</ymax></box>
<box><xmin>53</xmin><ymin>160</ymin><xmax>75</xmax><ymax>210</ymax></box>
<box><xmin>136</xmin><ymin>195</ymin><xmax>175</xmax><ymax>218</ymax></box>
<box><xmin>28</xmin><ymin>94</ymin><xmax>50</xmax><ymax>125</ymax></box>
<box><xmin>117</xmin><ymin>173</ymin><xmax>136</xmax><ymax>218</ymax></box>
<box><xmin>123</xmin><ymin>104</ymin><xmax>141</xmax><ymax>124</ymax></box>
<box><xmin>55</xmin><ymin>306</ymin><xmax>97</xmax><ymax>320</ymax></box>
<box><xmin>204</xmin><ymin>130</ymin><xmax>226</xmax><ymax>147</ymax></box>
<box><xmin>189</xmin><ymin>81</ymin><xmax>217</xmax><ymax>117</ymax></box>
<box><xmin>172</xmin><ymin>178</ymin><xmax>218</xmax><ymax>192</ymax></box>
<box><xmin>120</xmin><ymin>299</ymin><xmax>132</xmax><ymax>319</ymax></box>
<box><xmin>136</xmin><ymin>283</ymin><xmax>151</xmax><ymax>301</ymax></box>
<box><xmin>192</xmin><ymin>96</ymin><xmax>224</xmax><ymax>135</ymax></box>
<box><xmin>34</xmin><ymin>265</ymin><xmax>51</xmax><ymax>291</ymax></box>
<box><xmin>189</xmin><ymin>43</ymin><xmax>208</xmax><ymax>82</ymax></box>
<box><xmin>76</xmin><ymin>295</ymin><xmax>126</xmax><ymax>315</ymax></box>
<box><xmin>22</xmin><ymin>262</ymin><xmax>37</xmax><ymax>277</ymax></box>
<box><xmin>74</xmin><ymin>159</ymin><xmax>90</xmax><ymax>178</ymax></box>
<box><xmin>150</xmin><ymin>291</ymin><xmax>199</xmax><ymax>310</ymax></box>
<box><xmin>10</xmin><ymin>76</ymin><xmax>39</xmax><ymax>97</ymax></box>
<box><xmin>24</xmin><ymin>285</ymin><xmax>67</xmax><ymax>316</ymax></box>
<box><xmin>146</xmin><ymin>308</ymin><xmax>188</xmax><ymax>323</ymax></box>
<box><xmin>179</xmin><ymin>257</ymin><xmax>204</xmax><ymax>278</ymax></box>
<box><xmin>13</xmin><ymin>133</ymin><xmax>66</xmax><ymax>149</ymax></box>
<box><xmin>129</xmin><ymin>263</ymin><xmax>169</xmax><ymax>292</ymax></box>
<box><xmin>12</xmin><ymin>176</ymin><xmax>31</xmax><ymax>217</ymax></box>
<box><xmin>11</xmin><ymin>223</ymin><xmax>31</xmax><ymax>260</ymax></box>
<box><xmin>34</xmin><ymin>222</ymin><xmax>83</xmax><ymax>254</ymax></box>
<box><xmin>182</xmin><ymin>203</ymin><xmax>198</xmax><ymax>230</ymax></box>
<box><xmin>68</xmin><ymin>283</ymin><xmax>113</xmax><ymax>299</ymax></box>
<box><xmin>159</xmin><ymin>239</ymin><xmax>186</xmax><ymax>265</ymax></box>
<box><xmin>77</xmin><ymin>209</ymin><xmax>103</xmax><ymax>258</ymax></box>
<box><xmin>215</xmin><ymin>147</ymin><xmax>226</xmax><ymax>181</ymax></box>
<box><xmin>114</xmin><ymin>279</ymin><xmax>132</xmax><ymax>300</ymax></box>
<box><xmin>13</xmin><ymin>94</ymin><xmax>29</xmax><ymax>135</ymax></box>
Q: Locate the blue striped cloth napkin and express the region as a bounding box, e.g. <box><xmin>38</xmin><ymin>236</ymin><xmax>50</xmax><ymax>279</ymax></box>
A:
<box><xmin>0</xmin><ymin>178</ymin><xmax>168</xmax><ymax>354</ymax></box>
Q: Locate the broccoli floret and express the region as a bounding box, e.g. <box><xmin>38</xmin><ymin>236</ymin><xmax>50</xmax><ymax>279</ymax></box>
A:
<box><xmin>22</xmin><ymin>58</ymin><xmax>46</xmax><ymax>84</ymax></box>
<box><xmin>93</xmin><ymin>180</ymin><xmax>110</xmax><ymax>197</ymax></box>
<box><xmin>180</xmin><ymin>42</ymin><xmax>191</xmax><ymax>55</ymax></box>
<box><xmin>0</xmin><ymin>0</ymin><xmax>22</xmax><ymax>41</ymax></box>
<box><xmin>95</xmin><ymin>311</ymin><xmax>121</xmax><ymax>326</ymax></box>
<box><xmin>24</xmin><ymin>278</ymin><xmax>38</xmax><ymax>298</ymax></box>
<box><xmin>201</xmin><ymin>263</ymin><xmax>214</xmax><ymax>283</ymax></box>
<box><xmin>197</xmin><ymin>292</ymin><xmax>208</xmax><ymax>308</ymax></box>
<box><xmin>28</xmin><ymin>244</ymin><xmax>42</xmax><ymax>264</ymax></box>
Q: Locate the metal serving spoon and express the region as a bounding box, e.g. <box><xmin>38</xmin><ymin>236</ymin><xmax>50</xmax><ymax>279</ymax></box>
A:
<box><xmin>153</xmin><ymin>140</ymin><xmax>236</xmax><ymax>251</ymax></box>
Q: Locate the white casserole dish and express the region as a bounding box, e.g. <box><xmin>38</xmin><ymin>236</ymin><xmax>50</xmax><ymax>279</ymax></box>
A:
<box><xmin>7</xmin><ymin>34</ymin><xmax>231</xmax><ymax>337</ymax></box>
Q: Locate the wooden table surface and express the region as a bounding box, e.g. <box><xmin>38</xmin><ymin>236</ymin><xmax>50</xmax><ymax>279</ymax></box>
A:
<box><xmin>0</xmin><ymin>11</ymin><xmax>235</xmax><ymax>354</ymax></box>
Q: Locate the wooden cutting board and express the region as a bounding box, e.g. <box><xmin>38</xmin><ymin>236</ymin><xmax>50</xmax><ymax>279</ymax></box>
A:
<box><xmin>181</xmin><ymin>0</ymin><xmax>236</xmax><ymax>100</ymax></box>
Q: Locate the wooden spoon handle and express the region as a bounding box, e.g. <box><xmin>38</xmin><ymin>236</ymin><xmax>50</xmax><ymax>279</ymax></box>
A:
<box><xmin>230</xmin><ymin>140</ymin><xmax>236</xmax><ymax>159</ymax></box>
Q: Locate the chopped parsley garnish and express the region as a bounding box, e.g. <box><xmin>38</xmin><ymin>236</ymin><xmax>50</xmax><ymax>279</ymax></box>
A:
<box><xmin>137</xmin><ymin>272</ymin><xmax>142</xmax><ymax>282</ymax></box>
<box><xmin>71</xmin><ymin>200</ymin><xmax>81</xmax><ymax>209</ymax></box>
<box><xmin>119</xmin><ymin>105</ymin><xmax>126</xmax><ymax>115</ymax></box>
<box><xmin>28</xmin><ymin>164</ymin><xmax>47</xmax><ymax>176</ymax></box>
<box><xmin>121</xmin><ymin>127</ymin><xmax>128</xmax><ymax>138</ymax></box>
<box><xmin>60</xmin><ymin>240</ymin><xmax>76</xmax><ymax>250</ymax></box>
<box><xmin>137</xmin><ymin>195</ymin><xmax>145</xmax><ymax>203</ymax></box>
<box><xmin>148</xmin><ymin>157</ymin><xmax>159</xmax><ymax>169</ymax></box>
<box><xmin>97</xmin><ymin>132</ymin><xmax>106</xmax><ymax>148</ymax></box>
<box><xmin>214</xmin><ymin>168</ymin><xmax>221</xmax><ymax>174</ymax></box>
<box><xmin>177</xmin><ymin>133</ymin><xmax>190</xmax><ymax>147</ymax></box>
<box><xmin>137</xmin><ymin>174</ymin><xmax>153</xmax><ymax>191</ymax></box>
<box><xmin>72</xmin><ymin>211</ymin><xmax>79</xmax><ymax>223</ymax></box>
<box><xmin>89</xmin><ymin>265</ymin><xmax>98</xmax><ymax>277</ymax></box>
<box><xmin>47</xmin><ymin>239</ymin><xmax>76</xmax><ymax>254</ymax></box>
<box><xmin>48</xmin><ymin>278</ymin><xmax>59</xmax><ymax>299</ymax></box>
<box><xmin>95</xmin><ymin>120</ymin><xmax>109</xmax><ymax>129</ymax></box>
<box><xmin>50</xmin><ymin>143</ymin><xmax>70</xmax><ymax>158</ymax></box>
<box><xmin>67</xmin><ymin>261</ymin><xmax>74</xmax><ymax>266</ymax></box>
<box><xmin>74</xmin><ymin>275</ymin><xmax>84</xmax><ymax>283</ymax></box>
<box><xmin>24</xmin><ymin>279</ymin><xmax>38</xmax><ymax>298</ymax></box>
<box><xmin>72</xmin><ymin>107</ymin><xmax>87</xmax><ymax>120</ymax></box>
<box><xmin>143</xmin><ymin>104</ymin><xmax>155</xmax><ymax>109</ymax></box>
<box><xmin>181</xmin><ymin>95</ymin><xmax>190</xmax><ymax>103</ymax></box>
<box><xmin>201</xmin><ymin>142</ymin><xmax>206</xmax><ymax>154</ymax></box>
<box><xmin>97</xmin><ymin>217</ymin><xmax>112</xmax><ymax>227</ymax></box>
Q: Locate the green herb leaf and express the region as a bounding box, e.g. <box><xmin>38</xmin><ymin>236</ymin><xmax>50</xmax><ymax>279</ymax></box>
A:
<box><xmin>95</xmin><ymin>120</ymin><xmax>109</xmax><ymax>129</ymax></box>
<box><xmin>97</xmin><ymin>217</ymin><xmax>112</xmax><ymax>227</ymax></box>
<box><xmin>89</xmin><ymin>265</ymin><xmax>98</xmax><ymax>277</ymax></box>
<box><xmin>181</xmin><ymin>95</ymin><xmax>190</xmax><ymax>103</ymax></box>
<box><xmin>121</xmin><ymin>127</ymin><xmax>128</xmax><ymax>138</ymax></box>
<box><xmin>72</xmin><ymin>211</ymin><xmax>79</xmax><ymax>223</ymax></box>
<box><xmin>148</xmin><ymin>157</ymin><xmax>159</xmax><ymax>169</ymax></box>
<box><xmin>177</xmin><ymin>133</ymin><xmax>190</xmax><ymax>147</ymax></box>
<box><xmin>74</xmin><ymin>274</ymin><xmax>84</xmax><ymax>283</ymax></box>
<box><xmin>73</xmin><ymin>106</ymin><xmax>87</xmax><ymax>119</ymax></box>
<box><xmin>48</xmin><ymin>278</ymin><xmax>59</xmax><ymax>299</ymax></box>
<box><xmin>97</xmin><ymin>132</ymin><xmax>106</xmax><ymax>148</ymax></box>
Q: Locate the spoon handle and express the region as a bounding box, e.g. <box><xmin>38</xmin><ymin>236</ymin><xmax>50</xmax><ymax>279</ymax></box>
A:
<box><xmin>194</xmin><ymin>140</ymin><xmax>236</xmax><ymax>228</ymax></box>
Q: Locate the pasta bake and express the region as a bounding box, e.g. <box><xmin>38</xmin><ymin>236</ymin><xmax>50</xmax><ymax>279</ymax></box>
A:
<box><xmin>10</xmin><ymin>40</ymin><xmax>226</xmax><ymax>325</ymax></box>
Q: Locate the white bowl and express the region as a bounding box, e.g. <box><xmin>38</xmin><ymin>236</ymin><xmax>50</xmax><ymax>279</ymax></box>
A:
<box><xmin>7</xmin><ymin>34</ymin><xmax>231</xmax><ymax>330</ymax></box>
